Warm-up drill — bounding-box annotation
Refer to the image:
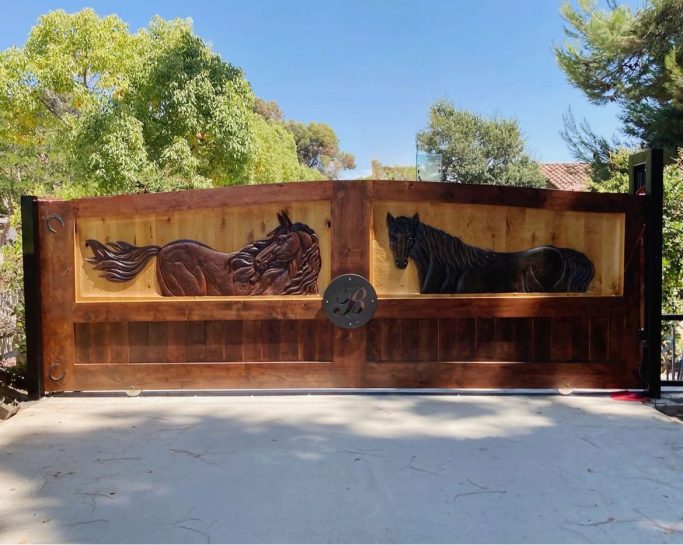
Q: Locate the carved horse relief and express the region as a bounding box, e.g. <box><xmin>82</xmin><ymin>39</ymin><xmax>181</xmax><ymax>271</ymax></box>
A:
<box><xmin>86</xmin><ymin>212</ymin><xmax>321</xmax><ymax>296</ymax></box>
<box><xmin>386</xmin><ymin>213</ymin><xmax>594</xmax><ymax>294</ymax></box>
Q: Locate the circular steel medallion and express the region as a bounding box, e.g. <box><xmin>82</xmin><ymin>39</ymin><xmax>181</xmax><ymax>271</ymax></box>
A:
<box><xmin>323</xmin><ymin>274</ymin><xmax>377</xmax><ymax>329</ymax></box>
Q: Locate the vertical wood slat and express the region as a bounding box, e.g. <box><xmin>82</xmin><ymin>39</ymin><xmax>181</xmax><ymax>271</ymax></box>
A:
<box><xmin>438</xmin><ymin>319</ymin><xmax>459</xmax><ymax>361</ymax></box>
<box><xmin>128</xmin><ymin>322</ymin><xmax>148</xmax><ymax>363</ymax></box>
<box><xmin>74</xmin><ymin>324</ymin><xmax>91</xmax><ymax>364</ymax></box>
<box><xmin>205</xmin><ymin>321</ymin><xmax>225</xmax><ymax>362</ymax></box>
<box><xmin>532</xmin><ymin>318</ymin><xmax>552</xmax><ymax>362</ymax></box>
<box><xmin>90</xmin><ymin>322</ymin><xmax>110</xmax><ymax>363</ymax></box>
<box><xmin>476</xmin><ymin>318</ymin><xmax>495</xmax><ymax>360</ymax></box>
<box><xmin>186</xmin><ymin>321</ymin><xmax>206</xmax><ymax>362</ymax></box>
<box><xmin>418</xmin><ymin>319</ymin><xmax>439</xmax><ymax>362</ymax></box>
<box><xmin>38</xmin><ymin>201</ymin><xmax>76</xmax><ymax>391</ymax></box>
<box><xmin>570</xmin><ymin>318</ymin><xmax>589</xmax><ymax>363</ymax></box>
<box><xmin>458</xmin><ymin>319</ymin><xmax>477</xmax><ymax>360</ymax></box>
<box><xmin>261</xmin><ymin>320</ymin><xmax>280</xmax><ymax>362</ymax></box>
<box><xmin>551</xmin><ymin>318</ymin><xmax>573</xmax><ymax>362</ymax></box>
<box><xmin>279</xmin><ymin>320</ymin><xmax>299</xmax><ymax>361</ymax></box>
<box><xmin>589</xmin><ymin>317</ymin><xmax>610</xmax><ymax>362</ymax></box>
<box><xmin>242</xmin><ymin>320</ymin><xmax>261</xmax><ymax>361</ymax></box>
<box><xmin>331</xmin><ymin>181</ymin><xmax>370</xmax><ymax>386</ymax></box>
<box><xmin>514</xmin><ymin>318</ymin><xmax>533</xmax><ymax>362</ymax></box>
<box><xmin>166</xmin><ymin>321</ymin><xmax>188</xmax><ymax>363</ymax></box>
<box><xmin>224</xmin><ymin>321</ymin><xmax>244</xmax><ymax>362</ymax></box>
<box><xmin>493</xmin><ymin>318</ymin><xmax>515</xmax><ymax>361</ymax></box>
<box><xmin>366</xmin><ymin>320</ymin><xmax>382</xmax><ymax>362</ymax></box>
<box><xmin>146</xmin><ymin>322</ymin><xmax>167</xmax><ymax>363</ymax></box>
<box><xmin>108</xmin><ymin>322</ymin><xmax>129</xmax><ymax>363</ymax></box>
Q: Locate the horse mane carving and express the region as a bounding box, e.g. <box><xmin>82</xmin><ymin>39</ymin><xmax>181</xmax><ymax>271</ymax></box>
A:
<box><xmin>85</xmin><ymin>211</ymin><xmax>321</xmax><ymax>296</ymax></box>
<box><xmin>386</xmin><ymin>213</ymin><xmax>594</xmax><ymax>294</ymax></box>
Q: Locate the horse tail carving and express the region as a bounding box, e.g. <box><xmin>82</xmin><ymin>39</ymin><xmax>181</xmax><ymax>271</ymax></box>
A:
<box><xmin>560</xmin><ymin>248</ymin><xmax>595</xmax><ymax>292</ymax></box>
<box><xmin>85</xmin><ymin>240</ymin><xmax>161</xmax><ymax>282</ymax></box>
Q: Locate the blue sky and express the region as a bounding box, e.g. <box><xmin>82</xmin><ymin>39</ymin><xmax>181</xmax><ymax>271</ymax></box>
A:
<box><xmin>2</xmin><ymin>0</ymin><xmax>628</xmax><ymax>177</ymax></box>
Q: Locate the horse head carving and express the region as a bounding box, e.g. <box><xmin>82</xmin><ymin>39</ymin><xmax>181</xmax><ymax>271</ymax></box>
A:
<box><xmin>386</xmin><ymin>212</ymin><xmax>419</xmax><ymax>269</ymax></box>
<box><xmin>86</xmin><ymin>211</ymin><xmax>321</xmax><ymax>296</ymax></box>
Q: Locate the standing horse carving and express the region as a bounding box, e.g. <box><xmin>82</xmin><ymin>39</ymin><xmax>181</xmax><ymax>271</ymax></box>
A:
<box><xmin>386</xmin><ymin>213</ymin><xmax>594</xmax><ymax>294</ymax></box>
<box><xmin>85</xmin><ymin>212</ymin><xmax>321</xmax><ymax>296</ymax></box>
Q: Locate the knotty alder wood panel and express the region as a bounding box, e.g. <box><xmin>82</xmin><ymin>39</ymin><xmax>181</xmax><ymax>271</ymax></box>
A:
<box><xmin>74</xmin><ymin>320</ymin><xmax>334</xmax><ymax>364</ymax></box>
<box><xmin>371</xmin><ymin>201</ymin><xmax>625</xmax><ymax>296</ymax></box>
<box><xmin>76</xmin><ymin>200</ymin><xmax>332</xmax><ymax>300</ymax></box>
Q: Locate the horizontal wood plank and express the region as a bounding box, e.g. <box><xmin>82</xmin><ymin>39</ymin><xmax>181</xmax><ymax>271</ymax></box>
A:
<box><xmin>72</xmin><ymin>362</ymin><xmax>343</xmax><ymax>390</ymax></box>
<box><xmin>73</xmin><ymin>299</ymin><xmax>327</xmax><ymax>322</ymax></box>
<box><xmin>70</xmin><ymin>181</ymin><xmax>334</xmax><ymax>217</ymax></box>
<box><xmin>363</xmin><ymin>362</ymin><xmax>643</xmax><ymax>390</ymax></box>
<box><xmin>369</xmin><ymin>180</ymin><xmax>645</xmax><ymax>214</ymax></box>
<box><xmin>374</xmin><ymin>296</ymin><xmax>627</xmax><ymax>319</ymax></box>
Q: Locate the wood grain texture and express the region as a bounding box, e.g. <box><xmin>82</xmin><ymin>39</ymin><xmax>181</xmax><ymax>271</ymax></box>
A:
<box><xmin>76</xmin><ymin>201</ymin><xmax>332</xmax><ymax>299</ymax></box>
<box><xmin>36</xmin><ymin>180</ymin><xmax>646</xmax><ymax>392</ymax></box>
<box><xmin>331</xmin><ymin>181</ymin><xmax>370</xmax><ymax>386</ymax></box>
<box><xmin>371</xmin><ymin>201</ymin><xmax>624</xmax><ymax>296</ymax></box>
<box><xmin>38</xmin><ymin>201</ymin><xmax>76</xmax><ymax>391</ymax></box>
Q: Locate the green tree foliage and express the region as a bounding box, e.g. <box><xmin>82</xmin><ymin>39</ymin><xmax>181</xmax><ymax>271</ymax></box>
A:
<box><xmin>592</xmin><ymin>149</ymin><xmax>683</xmax><ymax>313</ymax></box>
<box><xmin>417</xmin><ymin>99</ymin><xmax>546</xmax><ymax>187</ymax></box>
<box><xmin>284</xmin><ymin>121</ymin><xmax>356</xmax><ymax>179</ymax></box>
<box><xmin>0</xmin><ymin>9</ymin><xmax>339</xmax><ymax>367</ymax></box>
<box><xmin>556</xmin><ymin>0</ymin><xmax>683</xmax><ymax>154</ymax></box>
<box><xmin>0</xmin><ymin>9</ymin><xmax>329</xmax><ymax>210</ymax></box>
<box><xmin>368</xmin><ymin>160</ymin><xmax>415</xmax><ymax>181</ymax></box>
<box><xmin>247</xmin><ymin>115</ymin><xmax>324</xmax><ymax>183</ymax></box>
<box><xmin>254</xmin><ymin>98</ymin><xmax>284</xmax><ymax>122</ymax></box>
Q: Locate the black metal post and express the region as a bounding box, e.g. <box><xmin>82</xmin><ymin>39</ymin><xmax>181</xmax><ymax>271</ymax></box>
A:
<box><xmin>629</xmin><ymin>149</ymin><xmax>664</xmax><ymax>398</ymax></box>
<box><xmin>21</xmin><ymin>196</ymin><xmax>43</xmax><ymax>399</ymax></box>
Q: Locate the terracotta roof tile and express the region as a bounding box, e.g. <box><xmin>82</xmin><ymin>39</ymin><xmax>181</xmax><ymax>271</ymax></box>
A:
<box><xmin>540</xmin><ymin>163</ymin><xmax>591</xmax><ymax>191</ymax></box>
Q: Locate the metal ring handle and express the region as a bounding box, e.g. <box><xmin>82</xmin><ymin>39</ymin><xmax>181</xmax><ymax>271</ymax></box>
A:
<box><xmin>48</xmin><ymin>361</ymin><xmax>66</xmax><ymax>382</ymax></box>
<box><xmin>45</xmin><ymin>214</ymin><xmax>65</xmax><ymax>233</ymax></box>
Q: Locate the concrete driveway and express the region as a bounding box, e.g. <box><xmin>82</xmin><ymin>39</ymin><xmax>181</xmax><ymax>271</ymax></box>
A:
<box><xmin>0</xmin><ymin>393</ymin><xmax>682</xmax><ymax>543</ymax></box>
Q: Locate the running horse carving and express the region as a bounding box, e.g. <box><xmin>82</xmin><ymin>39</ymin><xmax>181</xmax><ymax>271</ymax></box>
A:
<box><xmin>85</xmin><ymin>212</ymin><xmax>321</xmax><ymax>296</ymax></box>
<box><xmin>386</xmin><ymin>213</ymin><xmax>594</xmax><ymax>294</ymax></box>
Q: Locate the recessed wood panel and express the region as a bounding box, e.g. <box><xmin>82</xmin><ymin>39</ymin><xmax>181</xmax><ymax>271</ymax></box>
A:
<box><xmin>75</xmin><ymin>201</ymin><xmax>332</xmax><ymax>300</ymax></box>
<box><xmin>74</xmin><ymin>319</ymin><xmax>333</xmax><ymax>364</ymax></box>
<box><xmin>370</xmin><ymin>201</ymin><xmax>625</xmax><ymax>296</ymax></box>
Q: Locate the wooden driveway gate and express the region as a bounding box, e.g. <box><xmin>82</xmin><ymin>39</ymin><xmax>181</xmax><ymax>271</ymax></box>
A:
<box><xmin>23</xmin><ymin>180</ymin><xmax>647</xmax><ymax>393</ymax></box>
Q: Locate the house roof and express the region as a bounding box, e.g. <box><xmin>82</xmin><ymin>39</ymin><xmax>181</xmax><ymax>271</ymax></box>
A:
<box><xmin>540</xmin><ymin>163</ymin><xmax>591</xmax><ymax>191</ymax></box>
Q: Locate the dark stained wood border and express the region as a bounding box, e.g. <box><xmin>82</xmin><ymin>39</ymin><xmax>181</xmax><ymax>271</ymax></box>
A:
<box><xmin>73</xmin><ymin>299</ymin><xmax>326</xmax><ymax>322</ymax></box>
<box><xmin>331</xmin><ymin>181</ymin><xmax>371</xmax><ymax>386</ymax></box>
<box><xmin>370</xmin><ymin>180</ymin><xmax>641</xmax><ymax>213</ymax></box>
<box><xmin>38</xmin><ymin>201</ymin><xmax>77</xmax><ymax>392</ymax></box>
<box><xmin>71</xmin><ymin>181</ymin><xmax>333</xmax><ymax>218</ymax></box>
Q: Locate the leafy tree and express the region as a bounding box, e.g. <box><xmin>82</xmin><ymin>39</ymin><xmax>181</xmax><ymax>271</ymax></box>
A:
<box><xmin>254</xmin><ymin>98</ymin><xmax>284</xmax><ymax>122</ymax></box>
<box><xmin>0</xmin><ymin>9</ymin><xmax>325</xmax><ymax>206</ymax></box>
<box><xmin>592</xmin><ymin>148</ymin><xmax>683</xmax><ymax>313</ymax></box>
<box><xmin>247</xmin><ymin>115</ymin><xmax>324</xmax><ymax>183</ymax></box>
<box><xmin>556</xmin><ymin>0</ymin><xmax>683</xmax><ymax>155</ymax></box>
<box><xmin>368</xmin><ymin>160</ymin><xmax>415</xmax><ymax>181</ymax></box>
<box><xmin>417</xmin><ymin>99</ymin><xmax>546</xmax><ymax>187</ymax></box>
<box><xmin>0</xmin><ymin>9</ymin><xmax>330</xmax><ymax>373</ymax></box>
<box><xmin>284</xmin><ymin>121</ymin><xmax>356</xmax><ymax>179</ymax></box>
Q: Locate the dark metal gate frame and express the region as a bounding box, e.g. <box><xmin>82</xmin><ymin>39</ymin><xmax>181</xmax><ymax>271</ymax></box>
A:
<box><xmin>629</xmin><ymin>148</ymin><xmax>667</xmax><ymax>397</ymax></box>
